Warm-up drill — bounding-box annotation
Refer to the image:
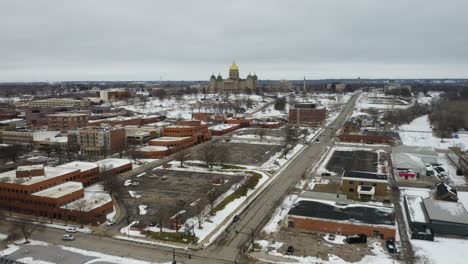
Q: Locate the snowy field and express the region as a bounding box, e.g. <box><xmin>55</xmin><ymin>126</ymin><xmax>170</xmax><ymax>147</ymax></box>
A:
<box><xmin>399</xmin><ymin>115</ymin><xmax>468</xmax><ymax>150</ymax></box>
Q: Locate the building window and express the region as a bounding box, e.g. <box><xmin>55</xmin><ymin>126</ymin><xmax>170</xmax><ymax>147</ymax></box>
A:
<box><xmin>349</xmin><ymin>188</ymin><xmax>354</xmax><ymax>193</ymax></box>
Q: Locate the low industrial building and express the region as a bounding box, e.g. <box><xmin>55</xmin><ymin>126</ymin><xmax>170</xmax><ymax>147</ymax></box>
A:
<box><xmin>137</xmin><ymin>146</ymin><xmax>169</xmax><ymax>159</ymax></box>
<box><xmin>286</xmin><ymin>198</ymin><xmax>396</xmax><ymax>239</ymax></box>
<box><xmin>404</xmin><ymin>195</ymin><xmax>468</xmax><ymax>239</ymax></box>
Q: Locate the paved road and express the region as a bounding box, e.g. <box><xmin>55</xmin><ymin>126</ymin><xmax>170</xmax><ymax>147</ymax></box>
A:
<box><xmin>197</xmin><ymin>93</ymin><xmax>361</xmax><ymax>263</ymax></box>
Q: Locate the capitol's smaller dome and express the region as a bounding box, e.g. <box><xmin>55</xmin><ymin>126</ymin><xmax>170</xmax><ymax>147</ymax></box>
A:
<box><xmin>252</xmin><ymin>73</ymin><xmax>258</xmax><ymax>80</ymax></box>
<box><xmin>216</xmin><ymin>74</ymin><xmax>223</xmax><ymax>81</ymax></box>
<box><xmin>210</xmin><ymin>73</ymin><xmax>216</xmax><ymax>80</ymax></box>
<box><xmin>247</xmin><ymin>72</ymin><xmax>252</xmax><ymax>79</ymax></box>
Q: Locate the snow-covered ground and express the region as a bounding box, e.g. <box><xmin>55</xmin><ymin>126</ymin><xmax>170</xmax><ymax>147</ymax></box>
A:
<box><xmin>412</xmin><ymin>237</ymin><xmax>468</xmax><ymax>264</ymax></box>
<box><xmin>438</xmin><ymin>153</ymin><xmax>467</xmax><ymax>185</ymax></box>
<box><xmin>399</xmin><ymin>115</ymin><xmax>468</xmax><ymax>150</ymax></box>
<box><xmin>262</xmin><ymin>194</ymin><xmax>298</xmax><ymax>234</ymax></box>
<box><xmin>254</xmin><ymin>241</ymin><xmax>399</xmax><ymax>264</ymax></box>
<box><xmin>0</xmin><ymin>239</ymin><xmax>163</xmax><ymax>264</ymax></box>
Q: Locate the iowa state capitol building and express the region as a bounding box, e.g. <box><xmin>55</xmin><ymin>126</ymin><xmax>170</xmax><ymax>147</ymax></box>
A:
<box><xmin>209</xmin><ymin>62</ymin><xmax>258</xmax><ymax>93</ymax></box>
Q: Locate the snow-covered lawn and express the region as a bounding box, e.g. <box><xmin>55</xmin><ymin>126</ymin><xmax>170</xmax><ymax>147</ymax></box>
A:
<box><xmin>399</xmin><ymin>115</ymin><xmax>468</xmax><ymax>150</ymax></box>
<box><xmin>412</xmin><ymin>237</ymin><xmax>468</xmax><ymax>264</ymax></box>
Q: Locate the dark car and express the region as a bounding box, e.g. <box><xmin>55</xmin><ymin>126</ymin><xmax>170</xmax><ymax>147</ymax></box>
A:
<box><xmin>233</xmin><ymin>215</ymin><xmax>240</xmax><ymax>223</ymax></box>
<box><xmin>321</xmin><ymin>172</ymin><xmax>331</xmax><ymax>176</ymax></box>
<box><xmin>286</xmin><ymin>246</ymin><xmax>295</xmax><ymax>255</ymax></box>
<box><xmin>386</xmin><ymin>239</ymin><xmax>398</xmax><ymax>254</ymax></box>
<box><xmin>346</xmin><ymin>234</ymin><xmax>367</xmax><ymax>244</ymax></box>
<box><xmin>149</xmin><ymin>222</ymin><xmax>158</xmax><ymax>227</ymax></box>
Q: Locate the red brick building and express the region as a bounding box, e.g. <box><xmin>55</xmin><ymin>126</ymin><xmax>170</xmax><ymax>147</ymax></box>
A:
<box><xmin>163</xmin><ymin>120</ymin><xmax>212</xmax><ymax>143</ymax></box>
<box><xmin>289</xmin><ymin>104</ymin><xmax>326</xmax><ymax>126</ymax></box>
<box><xmin>286</xmin><ymin>199</ymin><xmax>396</xmax><ymax>239</ymax></box>
<box><xmin>209</xmin><ymin>123</ymin><xmax>241</xmax><ymax>136</ymax></box>
<box><xmin>0</xmin><ymin>165</ymin><xmax>113</xmax><ymax>225</ymax></box>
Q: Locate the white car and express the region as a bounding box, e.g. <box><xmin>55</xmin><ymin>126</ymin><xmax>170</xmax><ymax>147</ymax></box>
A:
<box><xmin>62</xmin><ymin>234</ymin><xmax>75</xmax><ymax>241</ymax></box>
<box><xmin>66</xmin><ymin>226</ymin><xmax>77</xmax><ymax>233</ymax></box>
<box><xmin>106</xmin><ymin>219</ymin><xmax>116</xmax><ymax>226</ymax></box>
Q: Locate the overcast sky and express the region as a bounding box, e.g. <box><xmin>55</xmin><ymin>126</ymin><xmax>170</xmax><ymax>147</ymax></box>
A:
<box><xmin>1</xmin><ymin>0</ymin><xmax>468</xmax><ymax>81</ymax></box>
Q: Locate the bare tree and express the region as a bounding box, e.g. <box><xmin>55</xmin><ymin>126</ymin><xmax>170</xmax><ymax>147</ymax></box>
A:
<box><xmin>215</xmin><ymin>144</ymin><xmax>230</xmax><ymax>165</ymax></box>
<box><xmin>175</xmin><ymin>148</ymin><xmax>189</xmax><ymax>168</ymax></box>
<box><xmin>258</xmin><ymin>129</ymin><xmax>266</xmax><ymax>142</ymax></box>
<box><xmin>76</xmin><ymin>200</ymin><xmax>88</xmax><ymax>228</ymax></box>
<box><xmin>207</xmin><ymin>188</ymin><xmax>219</xmax><ymax>216</ymax></box>
<box><xmin>201</xmin><ymin>143</ymin><xmax>217</xmax><ymax>169</ymax></box>
<box><xmin>195</xmin><ymin>202</ymin><xmax>206</xmax><ymax>229</ymax></box>
<box><xmin>12</xmin><ymin>221</ymin><xmax>43</xmax><ymax>244</ymax></box>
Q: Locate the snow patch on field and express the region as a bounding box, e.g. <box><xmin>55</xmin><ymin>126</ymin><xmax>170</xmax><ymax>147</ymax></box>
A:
<box><xmin>399</xmin><ymin>115</ymin><xmax>468</xmax><ymax>150</ymax></box>
<box><xmin>262</xmin><ymin>194</ymin><xmax>298</xmax><ymax>234</ymax></box>
<box><xmin>412</xmin><ymin>237</ymin><xmax>468</xmax><ymax>264</ymax></box>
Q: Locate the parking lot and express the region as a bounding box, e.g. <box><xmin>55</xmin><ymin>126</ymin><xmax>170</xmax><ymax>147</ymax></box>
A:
<box><xmin>120</xmin><ymin>169</ymin><xmax>244</xmax><ymax>227</ymax></box>
<box><xmin>325</xmin><ymin>150</ymin><xmax>379</xmax><ymax>175</ymax></box>
<box><xmin>189</xmin><ymin>141</ymin><xmax>283</xmax><ymax>166</ymax></box>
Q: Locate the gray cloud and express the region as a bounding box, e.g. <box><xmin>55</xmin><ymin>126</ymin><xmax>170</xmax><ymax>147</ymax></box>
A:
<box><xmin>0</xmin><ymin>0</ymin><xmax>467</xmax><ymax>81</ymax></box>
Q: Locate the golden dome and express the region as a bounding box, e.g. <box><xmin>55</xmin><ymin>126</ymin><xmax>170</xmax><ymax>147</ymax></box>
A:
<box><xmin>230</xmin><ymin>61</ymin><xmax>238</xmax><ymax>71</ymax></box>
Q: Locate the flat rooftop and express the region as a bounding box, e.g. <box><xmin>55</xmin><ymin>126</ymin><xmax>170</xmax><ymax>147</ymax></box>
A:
<box><xmin>342</xmin><ymin>170</ymin><xmax>388</xmax><ymax>182</ymax></box>
<box><xmin>405</xmin><ymin>195</ymin><xmax>429</xmax><ymax>224</ymax></box>
<box><xmin>96</xmin><ymin>158</ymin><xmax>132</xmax><ymax>171</ymax></box>
<box><xmin>288</xmin><ymin>198</ymin><xmax>395</xmax><ymax>226</ymax></box>
<box><xmin>139</xmin><ymin>146</ymin><xmax>168</xmax><ymax>152</ymax></box>
<box><xmin>61</xmin><ymin>187</ymin><xmax>112</xmax><ymax>212</ymax></box>
<box><xmin>209</xmin><ymin>124</ymin><xmax>238</xmax><ymax>131</ymax></box>
<box><xmin>58</xmin><ymin>161</ymin><xmax>98</xmax><ymax>172</ymax></box>
<box><xmin>31</xmin><ymin>181</ymin><xmax>83</xmax><ymax>199</ymax></box>
<box><xmin>423</xmin><ymin>198</ymin><xmax>468</xmax><ymax>225</ymax></box>
<box><xmin>0</xmin><ymin>166</ymin><xmax>79</xmax><ymax>185</ymax></box>
<box><xmin>47</xmin><ymin>113</ymin><xmax>89</xmax><ymax>117</ymax></box>
<box><xmin>150</xmin><ymin>136</ymin><xmax>191</xmax><ymax>142</ymax></box>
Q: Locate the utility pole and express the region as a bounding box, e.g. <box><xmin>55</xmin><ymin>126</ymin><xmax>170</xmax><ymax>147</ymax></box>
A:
<box><xmin>172</xmin><ymin>248</ymin><xmax>176</xmax><ymax>264</ymax></box>
<box><xmin>251</xmin><ymin>228</ymin><xmax>255</xmax><ymax>248</ymax></box>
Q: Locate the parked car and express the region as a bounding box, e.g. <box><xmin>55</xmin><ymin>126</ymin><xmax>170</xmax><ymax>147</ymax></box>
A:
<box><xmin>434</xmin><ymin>166</ymin><xmax>447</xmax><ymax>176</ymax></box>
<box><xmin>66</xmin><ymin>226</ymin><xmax>77</xmax><ymax>233</ymax></box>
<box><xmin>321</xmin><ymin>172</ymin><xmax>331</xmax><ymax>176</ymax></box>
<box><xmin>328</xmin><ymin>234</ymin><xmax>336</xmax><ymax>241</ymax></box>
<box><xmin>106</xmin><ymin>219</ymin><xmax>116</xmax><ymax>226</ymax></box>
<box><xmin>346</xmin><ymin>234</ymin><xmax>367</xmax><ymax>244</ymax></box>
<box><xmin>386</xmin><ymin>239</ymin><xmax>398</xmax><ymax>254</ymax></box>
<box><xmin>286</xmin><ymin>246</ymin><xmax>295</xmax><ymax>255</ymax></box>
<box><xmin>149</xmin><ymin>222</ymin><xmax>159</xmax><ymax>227</ymax></box>
<box><xmin>161</xmin><ymin>175</ymin><xmax>168</xmax><ymax>180</ymax></box>
<box><xmin>62</xmin><ymin>234</ymin><xmax>75</xmax><ymax>241</ymax></box>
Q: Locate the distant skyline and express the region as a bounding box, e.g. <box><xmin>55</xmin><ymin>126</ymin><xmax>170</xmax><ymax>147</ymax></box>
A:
<box><xmin>1</xmin><ymin>0</ymin><xmax>468</xmax><ymax>81</ymax></box>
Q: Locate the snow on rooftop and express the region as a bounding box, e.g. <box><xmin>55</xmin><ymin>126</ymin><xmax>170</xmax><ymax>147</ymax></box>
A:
<box><xmin>58</xmin><ymin>161</ymin><xmax>98</xmax><ymax>171</ymax></box>
<box><xmin>423</xmin><ymin>198</ymin><xmax>468</xmax><ymax>224</ymax></box>
<box><xmin>32</xmin><ymin>181</ymin><xmax>83</xmax><ymax>198</ymax></box>
<box><xmin>138</xmin><ymin>146</ymin><xmax>168</xmax><ymax>152</ymax></box>
<box><xmin>32</xmin><ymin>131</ymin><xmax>61</xmax><ymax>141</ymax></box>
<box><xmin>0</xmin><ymin>166</ymin><xmax>79</xmax><ymax>185</ymax></box>
<box><xmin>405</xmin><ymin>195</ymin><xmax>429</xmax><ymax>224</ymax></box>
<box><xmin>209</xmin><ymin>123</ymin><xmax>238</xmax><ymax>131</ymax></box>
<box><xmin>61</xmin><ymin>186</ymin><xmax>112</xmax><ymax>212</ymax></box>
<box><xmin>150</xmin><ymin>136</ymin><xmax>190</xmax><ymax>142</ymax></box>
<box><xmin>49</xmin><ymin>136</ymin><xmax>68</xmax><ymax>143</ymax></box>
<box><xmin>96</xmin><ymin>158</ymin><xmax>132</xmax><ymax>171</ymax></box>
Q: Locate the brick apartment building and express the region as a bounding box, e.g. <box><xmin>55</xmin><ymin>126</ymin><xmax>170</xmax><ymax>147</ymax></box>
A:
<box><xmin>289</xmin><ymin>103</ymin><xmax>326</xmax><ymax>126</ymax></box>
<box><xmin>0</xmin><ymin>165</ymin><xmax>112</xmax><ymax>225</ymax></box>
<box><xmin>163</xmin><ymin>120</ymin><xmax>211</xmax><ymax>143</ymax></box>
<box><xmin>78</xmin><ymin>126</ymin><xmax>126</xmax><ymax>156</ymax></box>
<box><xmin>47</xmin><ymin>113</ymin><xmax>89</xmax><ymax>131</ymax></box>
